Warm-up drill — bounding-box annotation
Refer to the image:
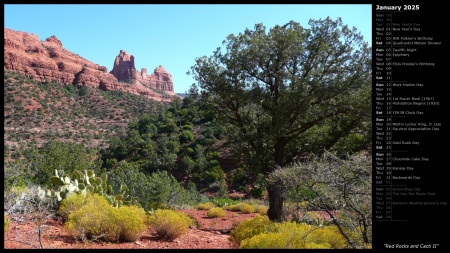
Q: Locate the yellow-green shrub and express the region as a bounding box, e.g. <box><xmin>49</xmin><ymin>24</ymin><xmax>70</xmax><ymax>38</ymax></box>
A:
<box><xmin>230</xmin><ymin>215</ymin><xmax>278</xmax><ymax>245</ymax></box>
<box><xmin>196</xmin><ymin>202</ymin><xmax>215</xmax><ymax>210</ymax></box>
<box><xmin>147</xmin><ymin>209</ymin><xmax>194</xmax><ymax>240</ymax></box>
<box><xmin>254</xmin><ymin>205</ymin><xmax>268</xmax><ymax>215</ymax></box>
<box><xmin>113</xmin><ymin>205</ymin><xmax>148</xmax><ymax>242</ymax></box>
<box><xmin>58</xmin><ymin>193</ymin><xmax>88</xmax><ymax>220</ymax></box>
<box><xmin>278</xmin><ymin>222</ymin><xmax>347</xmax><ymax>249</ymax></box>
<box><xmin>306</xmin><ymin>225</ymin><xmax>348</xmax><ymax>249</ymax></box>
<box><xmin>222</xmin><ymin>204</ymin><xmax>232</xmax><ymax>211</ymax></box>
<box><xmin>207</xmin><ymin>207</ymin><xmax>226</xmax><ymax>218</ymax></box>
<box><xmin>239</xmin><ymin>203</ymin><xmax>254</xmax><ymax>214</ymax></box>
<box><xmin>227</xmin><ymin>203</ymin><xmax>244</xmax><ymax>212</ymax></box>
<box><xmin>239</xmin><ymin>222</ymin><xmax>306</xmax><ymax>249</ymax></box>
<box><xmin>4</xmin><ymin>214</ymin><xmax>10</xmax><ymax>232</ymax></box>
<box><xmin>305</xmin><ymin>242</ymin><xmax>333</xmax><ymax>249</ymax></box>
<box><xmin>64</xmin><ymin>194</ymin><xmax>120</xmax><ymax>242</ymax></box>
<box><xmin>240</xmin><ymin>232</ymin><xmax>306</xmax><ymax>249</ymax></box>
<box><xmin>236</xmin><ymin>220</ymin><xmax>348</xmax><ymax>249</ymax></box>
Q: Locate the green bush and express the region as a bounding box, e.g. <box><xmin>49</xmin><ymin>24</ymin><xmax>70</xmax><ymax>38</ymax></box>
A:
<box><xmin>250</xmin><ymin>187</ymin><xmax>265</xmax><ymax>198</ymax></box>
<box><xmin>207</xmin><ymin>207</ymin><xmax>226</xmax><ymax>218</ymax></box>
<box><xmin>228</xmin><ymin>168</ymin><xmax>247</xmax><ymax>185</ymax></box>
<box><xmin>204</xmin><ymin>165</ymin><xmax>225</xmax><ymax>182</ymax></box>
<box><xmin>64</xmin><ymin>194</ymin><xmax>120</xmax><ymax>242</ymax></box>
<box><xmin>179</xmin><ymin>130</ymin><xmax>194</xmax><ymax>144</ymax></box>
<box><xmin>147</xmin><ymin>209</ymin><xmax>194</xmax><ymax>240</ymax></box>
<box><xmin>113</xmin><ymin>205</ymin><xmax>148</xmax><ymax>242</ymax></box>
<box><xmin>230</xmin><ymin>215</ymin><xmax>278</xmax><ymax>245</ymax></box>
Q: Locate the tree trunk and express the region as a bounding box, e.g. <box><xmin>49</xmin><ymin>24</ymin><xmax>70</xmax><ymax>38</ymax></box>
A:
<box><xmin>267</xmin><ymin>183</ymin><xmax>285</xmax><ymax>222</ymax></box>
<box><xmin>267</xmin><ymin>139</ymin><xmax>287</xmax><ymax>222</ymax></box>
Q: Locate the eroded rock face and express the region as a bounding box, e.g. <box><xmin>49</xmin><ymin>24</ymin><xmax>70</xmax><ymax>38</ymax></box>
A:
<box><xmin>4</xmin><ymin>28</ymin><xmax>175</xmax><ymax>101</ymax></box>
<box><xmin>109</xmin><ymin>50</ymin><xmax>140</xmax><ymax>81</ymax></box>
<box><xmin>110</xmin><ymin>50</ymin><xmax>175</xmax><ymax>95</ymax></box>
<box><xmin>143</xmin><ymin>65</ymin><xmax>175</xmax><ymax>95</ymax></box>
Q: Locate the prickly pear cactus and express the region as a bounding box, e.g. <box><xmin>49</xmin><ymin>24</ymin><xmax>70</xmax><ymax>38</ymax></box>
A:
<box><xmin>40</xmin><ymin>169</ymin><xmax>142</xmax><ymax>209</ymax></box>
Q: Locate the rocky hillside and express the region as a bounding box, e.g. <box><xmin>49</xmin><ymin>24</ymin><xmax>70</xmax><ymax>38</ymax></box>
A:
<box><xmin>4</xmin><ymin>69</ymin><xmax>171</xmax><ymax>157</ymax></box>
<box><xmin>4</xmin><ymin>28</ymin><xmax>176</xmax><ymax>102</ymax></box>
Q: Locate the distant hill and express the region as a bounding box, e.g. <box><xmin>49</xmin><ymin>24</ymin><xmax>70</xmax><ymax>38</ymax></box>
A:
<box><xmin>176</xmin><ymin>93</ymin><xmax>188</xmax><ymax>98</ymax></box>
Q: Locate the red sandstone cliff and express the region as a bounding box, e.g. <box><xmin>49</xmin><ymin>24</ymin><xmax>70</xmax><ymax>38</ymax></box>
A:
<box><xmin>3</xmin><ymin>28</ymin><xmax>175</xmax><ymax>102</ymax></box>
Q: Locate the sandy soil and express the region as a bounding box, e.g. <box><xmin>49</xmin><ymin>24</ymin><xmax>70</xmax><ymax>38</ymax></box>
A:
<box><xmin>4</xmin><ymin>209</ymin><xmax>259</xmax><ymax>249</ymax></box>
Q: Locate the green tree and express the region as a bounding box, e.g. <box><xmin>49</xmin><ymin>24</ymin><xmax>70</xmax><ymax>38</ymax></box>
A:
<box><xmin>179</xmin><ymin>130</ymin><xmax>195</xmax><ymax>144</ymax></box>
<box><xmin>180</xmin><ymin>155</ymin><xmax>195</xmax><ymax>179</ymax></box>
<box><xmin>107</xmin><ymin>160</ymin><xmax>152</xmax><ymax>208</ymax></box>
<box><xmin>147</xmin><ymin>170</ymin><xmax>184</xmax><ymax>206</ymax></box>
<box><xmin>33</xmin><ymin>141</ymin><xmax>102</xmax><ymax>185</ymax></box>
<box><xmin>189</xmin><ymin>17</ymin><xmax>371</xmax><ymax>221</ymax></box>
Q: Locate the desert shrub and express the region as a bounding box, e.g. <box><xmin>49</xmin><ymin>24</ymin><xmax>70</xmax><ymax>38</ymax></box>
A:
<box><xmin>250</xmin><ymin>187</ymin><xmax>265</xmax><ymax>198</ymax></box>
<box><xmin>179</xmin><ymin>130</ymin><xmax>194</xmax><ymax>144</ymax></box>
<box><xmin>196</xmin><ymin>202</ymin><xmax>215</xmax><ymax>210</ymax></box>
<box><xmin>32</xmin><ymin>140</ymin><xmax>102</xmax><ymax>185</ymax></box>
<box><xmin>230</xmin><ymin>215</ymin><xmax>278</xmax><ymax>245</ymax></box>
<box><xmin>4</xmin><ymin>214</ymin><xmax>10</xmax><ymax>232</ymax></box>
<box><xmin>203</xmin><ymin>165</ymin><xmax>225</xmax><ymax>183</ymax></box>
<box><xmin>306</xmin><ymin>225</ymin><xmax>348</xmax><ymax>249</ymax></box>
<box><xmin>240</xmin><ymin>232</ymin><xmax>306</xmax><ymax>249</ymax></box>
<box><xmin>147</xmin><ymin>209</ymin><xmax>193</xmax><ymax>240</ymax></box>
<box><xmin>64</xmin><ymin>194</ymin><xmax>120</xmax><ymax>242</ymax></box>
<box><xmin>207</xmin><ymin>207</ymin><xmax>226</xmax><ymax>218</ymax></box>
<box><xmin>58</xmin><ymin>193</ymin><xmax>88</xmax><ymax>220</ymax></box>
<box><xmin>305</xmin><ymin>242</ymin><xmax>333</xmax><ymax>249</ymax></box>
<box><xmin>226</xmin><ymin>202</ymin><xmax>244</xmax><ymax>212</ymax></box>
<box><xmin>239</xmin><ymin>203</ymin><xmax>254</xmax><ymax>214</ymax></box>
<box><xmin>113</xmin><ymin>205</ymin><xmax>148</xmax><ymax>242</ymax></box>
<box><xmin>254</xmin><ymin>205</ymin><xmax>268</xmax><ymax>215</ymax></box>
<box><xmin>277</xmin><ymin>222</ymin><xmax>326</xmax><ymax>248</ymax></box>
<box><xmin>239</xmin><ymin>222</ymin><xmax>347</xmax><ymax>249</ymax></box>
<box><xmin>147</xmin><ymin>202</ymin><xmax>175</xmax><ymax>212</ymax></box>
<box><xmin>146</xmin><ymin>170</ymin><xmax>185</xmax><ymax>206</ymax></box>
<box><xmin>228</xmin><ymin>168</ymin><xmax>247</xmax><ymax>185</ymax></box>
<box><xmin>4</xmin><ymin>185</ymin><xmax>30</xmax><ymax>211</ymax></box>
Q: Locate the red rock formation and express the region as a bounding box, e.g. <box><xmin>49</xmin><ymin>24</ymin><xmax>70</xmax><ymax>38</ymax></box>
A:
<box><xmin>141</xmin><ymin>65</ymin><xmax>175</xmax><ymax>95</ymax></box>
<box><xmin>110</xmin><ymin>50</ymin><xmax>175</xmax><ymax>95</ymax></box>
<box><xmin>109</xmin><ymin>50</ymin><xmax>141</xmax><ymax>81</ymax></box>
<box><xmin>4</xmin><ymin>28</ymin><xmax>175</xmax><ymax>102</ymax></box>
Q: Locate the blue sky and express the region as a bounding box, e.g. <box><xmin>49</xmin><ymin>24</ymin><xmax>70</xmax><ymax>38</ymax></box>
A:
<box><xmin>4</xmin><ymin>4</ymin><xmax>371</xmax><ymax>94</ymax></box>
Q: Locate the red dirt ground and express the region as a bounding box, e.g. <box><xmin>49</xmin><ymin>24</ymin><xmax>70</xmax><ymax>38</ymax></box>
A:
<box><xmin>3</xmin><ymin>209</ymin><xmax>259</xmax><ymax>249</ymax></box>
